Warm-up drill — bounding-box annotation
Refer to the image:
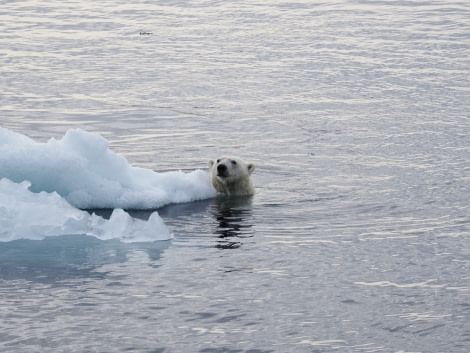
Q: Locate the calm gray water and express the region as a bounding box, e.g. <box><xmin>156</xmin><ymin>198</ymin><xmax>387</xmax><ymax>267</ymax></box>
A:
<box><xmin>1</xmin><ymin>0</ymin><xmax>470</xmax><ymax>352</ymax></box>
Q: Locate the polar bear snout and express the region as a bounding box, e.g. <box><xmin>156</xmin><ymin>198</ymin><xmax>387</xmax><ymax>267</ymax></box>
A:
<box><xmin>217</xmin><ymin>163</ymin><xmax>229</xmax><ymax>177</ymax></box>
<box><xmin>217</xmin><ymin>164</ymin><xmax>227</xmax><ymax>172</ymax></box>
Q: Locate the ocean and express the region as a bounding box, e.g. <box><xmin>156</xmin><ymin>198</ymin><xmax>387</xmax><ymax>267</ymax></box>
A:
<box><xmin>1</xmin><ymin>0</ymin><xmax>469</xmax><ymax>352</ymax></box>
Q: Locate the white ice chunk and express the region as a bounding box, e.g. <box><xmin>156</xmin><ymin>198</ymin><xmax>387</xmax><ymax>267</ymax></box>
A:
<box><xmin>0</xmin><ymin>127</ymin><xmax>215</xmax><ymax>209</ymax></box>
<box><xmin>0</xmin><ymin>178</ymin><xmax>172</xmax><ymax>242</ymax></box>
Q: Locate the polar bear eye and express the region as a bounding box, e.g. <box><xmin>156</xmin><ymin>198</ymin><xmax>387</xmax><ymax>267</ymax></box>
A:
<box><xmin>231</xmin><ymin>160</ymin><xmax>237</xmax><ymax>165</ymax></box>
<box><xmin>216</xmin><ymin>159</ymin><xmax>220</xmax><ymax>163</ymax></box>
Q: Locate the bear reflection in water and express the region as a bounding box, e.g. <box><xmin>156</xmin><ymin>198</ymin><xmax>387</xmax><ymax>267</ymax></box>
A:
<box><xmin>211</xmin><ymin>195</ymin><xmax>254</xmax><ymax>249</ymax></box>
<box><xmin>99</xmin><ymin>194</ymin><xmax>255</xmax><ymax>250</ymax></box>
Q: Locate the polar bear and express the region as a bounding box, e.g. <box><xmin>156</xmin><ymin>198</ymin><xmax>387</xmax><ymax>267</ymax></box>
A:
<box><xmin>208</xmin><ymin>157</ymin><xmax>256</xmax><ymax>196</ymax></box>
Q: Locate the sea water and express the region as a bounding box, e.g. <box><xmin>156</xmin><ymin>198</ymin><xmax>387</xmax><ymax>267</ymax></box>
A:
<box><xmin>1</xmin><ymin>0</ymin><xmax>469</xmax><ymax>352</ymax></box>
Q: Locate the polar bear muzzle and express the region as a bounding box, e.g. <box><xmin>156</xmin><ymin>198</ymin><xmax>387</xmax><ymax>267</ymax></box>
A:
<box><xmin>217</xmin><ymin>163</ymin><xmax>229</xmax><ymax>178</ymax></box>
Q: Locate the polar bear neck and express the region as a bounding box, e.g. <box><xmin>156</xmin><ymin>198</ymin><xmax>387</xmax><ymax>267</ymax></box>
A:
<box><xmin>213</xmin><ymin>176</ymin><xmax>254</xmax><ymax>196</ymax></box>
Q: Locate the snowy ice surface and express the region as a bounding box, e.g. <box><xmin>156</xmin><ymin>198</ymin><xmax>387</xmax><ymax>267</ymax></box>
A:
<box><xmin>0</xmin><ymin>127</ymin><xmax>216</xmax><ymax>242</ymax></box>
<box><xmin>0</xmin><ymin>127</ymin><xmax>215</xmax><ymax>209</ymax></box>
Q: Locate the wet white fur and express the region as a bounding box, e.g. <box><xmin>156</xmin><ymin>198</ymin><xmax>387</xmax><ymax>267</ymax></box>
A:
<box><xmin>208</xmin><ymin>157</ymin><xmax>255</xmax><ymax>196</ymax></box>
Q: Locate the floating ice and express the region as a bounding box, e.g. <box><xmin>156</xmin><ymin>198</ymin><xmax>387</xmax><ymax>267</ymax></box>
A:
<box><xmin>0</xmin><ymin>127</ymin><xmax>215</xmax><ymax>209</ymax></box>
<box><xmin>0</xmin><ymin>127</ymin><xmax>216</xmax><ymax>242</ymax></box>
<box><xmin>0</xmin><ymin>178</ymin><xmax>172</xmax><ymax>242</ymax></box>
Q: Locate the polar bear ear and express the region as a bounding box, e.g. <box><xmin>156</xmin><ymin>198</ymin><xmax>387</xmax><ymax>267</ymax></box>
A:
<box><xmin>208</xmin><ymin>160</ymin><xmax>215</xmax><ymax>169</ymax></box>
<box><xmin>247</xmin><ymin>163</ymin><xmax>256</xmax><ymax>175</ymax></box>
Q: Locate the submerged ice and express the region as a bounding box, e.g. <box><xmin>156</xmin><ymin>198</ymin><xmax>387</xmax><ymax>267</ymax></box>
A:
<box><xmin>0</xmin><ymin>127</ymin><xmax>216</xmax><ymax>242</ymax></box>
<box><xmin>0</xmin><ymin>179</ymin><xmax>172</xmax><ymax>242</ymax></box>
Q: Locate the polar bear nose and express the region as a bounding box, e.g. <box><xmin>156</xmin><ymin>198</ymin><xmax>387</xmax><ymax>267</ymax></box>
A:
<box><xmin>217</xmin><ymin>164</ymin><xmax>227</xmax><ymax>173</ymax></box>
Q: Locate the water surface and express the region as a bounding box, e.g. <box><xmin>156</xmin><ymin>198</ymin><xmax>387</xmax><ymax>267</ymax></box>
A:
<box><xmin>1</xmin><ymin>0</ymin><xmax>469</xmax><ymax>352</ymax></box>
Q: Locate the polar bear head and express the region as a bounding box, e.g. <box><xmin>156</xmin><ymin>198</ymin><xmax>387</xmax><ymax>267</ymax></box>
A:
<box><xmin>208</xmin><ymin>157</ymin><xmax>256</xmax><ymax>196</ymax></box>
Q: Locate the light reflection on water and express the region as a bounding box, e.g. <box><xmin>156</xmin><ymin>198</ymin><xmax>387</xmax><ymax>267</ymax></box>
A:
<box><xmin>1</xmin><ymin>0</ymin><xmax>470</xmax><ymax>352</ymax></box>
